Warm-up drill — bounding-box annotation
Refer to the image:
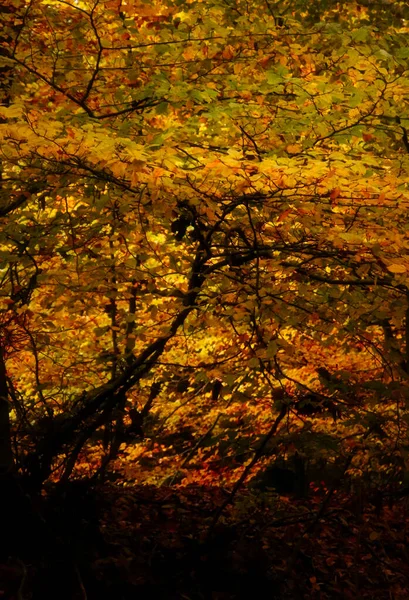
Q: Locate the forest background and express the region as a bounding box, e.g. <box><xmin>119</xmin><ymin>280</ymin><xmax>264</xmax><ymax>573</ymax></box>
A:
<box><xmin>2</xmin><ymin>0</ymin><xmax>409</xmax><ymax>597</ymax></box>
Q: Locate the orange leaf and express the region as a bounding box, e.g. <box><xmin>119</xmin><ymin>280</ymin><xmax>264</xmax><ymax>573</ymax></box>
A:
<box><xmin>222</xmin><ymin>45</ymin><xmax>235</xmax><ymax>60</ymax></box>
<box><xmin>278</xmin><ymin>208</ymin><xmax>292</xmax><ymax>222</ymax></box>
<box><xmin>330</xmin><ymin>187</ymin><xmax>341</xmax><ymax>200</ymax></box>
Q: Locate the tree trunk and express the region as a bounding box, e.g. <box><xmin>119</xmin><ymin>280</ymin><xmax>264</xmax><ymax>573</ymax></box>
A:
<box><xmin>0</xmin><ymin>2</ymin><xmax>17</xmax><ymax>477</ymax></box>
<box><xmin>0</xmin><ymin>346</ymin><xmax>21</xmax><ymax>560</ymax></box>
<box><xmin>0</xmin><ymin>2</ymin><xmax>33</xmax><ymax>561</ymax></box>
<box><xmin>0</xmin><ymin>347</ymin><xmax>13</xmax><ymax>475</ymax></box>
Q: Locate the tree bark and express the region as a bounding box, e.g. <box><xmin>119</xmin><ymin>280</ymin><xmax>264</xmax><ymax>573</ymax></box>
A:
<box><xmin>0</xmin><ymin>1</ymin><xmax>18</xmax><ymax>477</ymax></box>
<box><xmin>0</xmin><ymin>2</ymin><xmax>32</xmax><ymax>561</ymax></box>
<box><xmin>0</xmin><ymin>347</ymin><xmax>13</xmax><ymax>475</ymax></box>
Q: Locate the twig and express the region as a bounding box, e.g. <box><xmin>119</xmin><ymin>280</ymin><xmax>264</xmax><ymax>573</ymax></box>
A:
<box><xmin>206</xmin><ymin>403</ymin><xmax>287</xmax><ymax>539</ymax></box>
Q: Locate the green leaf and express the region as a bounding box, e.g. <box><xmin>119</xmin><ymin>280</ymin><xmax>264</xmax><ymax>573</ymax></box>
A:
<box><xmin>156</xmin><ymin>102</ymin><xmax>169</xmax><ymax>115</ymax></box>
<box><xmin>94</xmin><ymin>326</ymin><xmax>108</xmax><ymax>337</ymax></box>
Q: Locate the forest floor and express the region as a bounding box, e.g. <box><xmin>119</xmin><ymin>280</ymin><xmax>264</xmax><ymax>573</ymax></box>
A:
<box><xmin>2</xmin><ymin>482</ymin><xmax>409</xmax><ymax>599</ymax></box>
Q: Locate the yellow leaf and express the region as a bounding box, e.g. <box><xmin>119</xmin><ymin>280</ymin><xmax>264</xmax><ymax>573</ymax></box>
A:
<box><xmin>387</xmin><ymin>264</ymin><xmax>406</xmax><ymax>274</ymax></box>
<box><xmin>0</xmin><ymin>104</ymin><xmax>24</xmax><ymax>118</ymax></box>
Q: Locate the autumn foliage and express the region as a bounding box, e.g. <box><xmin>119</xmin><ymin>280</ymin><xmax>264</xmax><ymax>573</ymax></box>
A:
<box><xmin>2</xmin><ymin>0</ymin><xmax>409</xmax><ymax>597</ymax></box>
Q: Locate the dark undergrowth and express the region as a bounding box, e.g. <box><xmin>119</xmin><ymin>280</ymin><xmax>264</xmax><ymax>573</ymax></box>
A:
<box><xmin>1</xmin><ymin>479</ymin><xmax>409</xmax><ymax>600</ymax></box>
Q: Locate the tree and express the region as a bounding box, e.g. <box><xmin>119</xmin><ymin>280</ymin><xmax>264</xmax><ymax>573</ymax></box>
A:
<box><xmin>0</xmin><ymin>0</ymin><xmax>409</xmax><ymax>496</ymax></box>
